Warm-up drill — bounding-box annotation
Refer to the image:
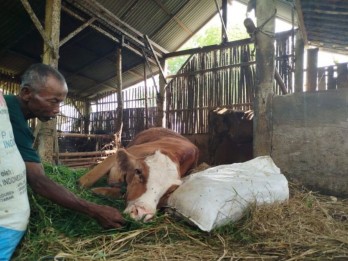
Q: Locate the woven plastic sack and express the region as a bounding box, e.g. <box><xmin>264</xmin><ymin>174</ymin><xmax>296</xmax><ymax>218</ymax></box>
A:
<box><xmin>167</xmin><ymin>156</ymin><xmax>289</xmax><ymax>232</ymax></box>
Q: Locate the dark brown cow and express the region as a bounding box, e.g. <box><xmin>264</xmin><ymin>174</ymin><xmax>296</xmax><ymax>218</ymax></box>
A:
<box><xmin>79</xmin><ymin>127</ymin><xmax>199</xmax><ymax>221</ymax></box>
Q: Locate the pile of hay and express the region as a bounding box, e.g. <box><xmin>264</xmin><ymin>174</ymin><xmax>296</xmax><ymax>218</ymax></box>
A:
<box><xmin>13</xmin><ymin>164</ymin><xmax>348</xmax><ymax>260</ymax></box>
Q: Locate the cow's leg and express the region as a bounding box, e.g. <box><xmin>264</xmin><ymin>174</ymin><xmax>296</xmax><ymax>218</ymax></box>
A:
<box><xmin>79</xmin><ymin>154</ymin><xmax>117</xmax><ymax>188</ymax></box>
<box><xmin>91</xmin><ymin>187</ymin><xmax>123</xmax><ymax>199</ymax></box>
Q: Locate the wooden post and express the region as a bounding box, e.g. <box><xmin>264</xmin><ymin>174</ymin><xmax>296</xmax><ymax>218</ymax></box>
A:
<box><xmin>327</xmin><ymin>66</ymin><xmax>336</xmax><ymax>90</ymax></box>
<box><xmin>144</xmin><ymin>63</ymin><xmax>149</xmax><ymax>129</ymax></box>
<box><xmin>35</xmin><ymin>0</ymin><xmax>61</xmax><ymax>163</ymax></box>
<box><xmin>156</xmin><ymin>59</ymin><xmax>166</xmax><ymax>127</ymax></box>
<box><xmin>221</xmin><ymin>0</ymin><xmax>228</xmax><ymax>43</ymax></box>
<box><xmin>114</xmin><ymin>46</ymin><xmax>123</xmax><ymax>148</ymax></box>
<box><xmin>336</xmin><ymin>63</ymin><xmax>348</xmax><ymax>89</ymax></box>
<box><xmin>295</xmin><ymin>30</ymin><xmax>304</xmax><ymax>93</ymax></box>
<box><xmin>83</xmin><ymin>100</ymin><xmax>91</xmax><ymax>134</ymax></box>
<box><xmin>306</xmin><ymin>48</ymin><xmax>318</xmax><ymax>92</ymax></box>
<box><xmin>317</xmin><ymin>67</ymin><xmax>326</xmax><ymax>91</ymax></box>
<box><xmin>253</xmin><ymin>0</ymin><xmax>276</xmax><ymax>157</ymax></box>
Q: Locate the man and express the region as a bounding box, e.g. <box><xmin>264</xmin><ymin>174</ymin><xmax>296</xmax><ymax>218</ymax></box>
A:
<box><xmin>0</xmin><ymin>90</ymin><xmax>29</xmax><ymax>261</ymax></box>
<box><xmin>4</xmin><ymin>64</ymin><xmax>125</xmax><ymax>232</ymax></box>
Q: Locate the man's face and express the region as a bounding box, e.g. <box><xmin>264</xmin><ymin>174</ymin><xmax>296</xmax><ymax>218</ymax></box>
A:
<box><xmin>25</xmin><ymin>76</ymin><xmax>68</xmax><ymax>122</ymax></box>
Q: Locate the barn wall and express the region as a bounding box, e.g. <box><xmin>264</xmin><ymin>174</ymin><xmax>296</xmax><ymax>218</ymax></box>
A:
<box><xmin>271</xmin><ymin>89</ymin><xmax>348</xmax><ymax>197</ymax></box>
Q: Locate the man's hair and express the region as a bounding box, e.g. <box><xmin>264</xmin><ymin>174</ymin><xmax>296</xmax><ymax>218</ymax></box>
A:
<box><xmin>20</xmin><ymin>63</ymin><xmax>66</xmax><ymax>92</ymax></box>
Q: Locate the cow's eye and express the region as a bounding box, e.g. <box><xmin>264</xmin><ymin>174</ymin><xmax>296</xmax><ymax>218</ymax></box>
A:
<box><xmin>135</xmin><ymin>168</ymin><xmax>142</xmax><ymax>175</ymax></box>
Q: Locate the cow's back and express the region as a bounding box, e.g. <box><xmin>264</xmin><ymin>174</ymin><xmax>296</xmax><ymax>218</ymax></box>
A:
<box><xmin>127</xmin><ymin>127</ymin><xmax>189</xmax><ymax>148</ymax></box>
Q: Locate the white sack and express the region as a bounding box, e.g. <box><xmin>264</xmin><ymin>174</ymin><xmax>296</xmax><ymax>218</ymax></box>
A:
<box><xmin>167</xmin><ymin>156</ymin><xmax>289</xmax><ymax>232</ymax></box>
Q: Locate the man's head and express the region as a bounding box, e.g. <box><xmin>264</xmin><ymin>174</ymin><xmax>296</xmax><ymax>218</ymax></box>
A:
<box><xmin>19</xmin><ymin>63</ymin><xmax>68</xmax><ymax>122</ymax></box>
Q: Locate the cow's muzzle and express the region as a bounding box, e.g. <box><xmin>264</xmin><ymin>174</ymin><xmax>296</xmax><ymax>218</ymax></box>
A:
<box><xmin>124</xmin><ymin>204</ymin><xmax>155</xmax><ymax>222</ymax></box>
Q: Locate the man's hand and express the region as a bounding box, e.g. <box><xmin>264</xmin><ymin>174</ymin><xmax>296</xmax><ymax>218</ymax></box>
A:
<box><xmin>91</xmin><ymin>204</ymin><xmax>125</xmax><ymax>229</ymax></box>
<box><xmin>26</xmin><ymin>162</ymin><xmax>126</xmax><ymax>229</ymax></box>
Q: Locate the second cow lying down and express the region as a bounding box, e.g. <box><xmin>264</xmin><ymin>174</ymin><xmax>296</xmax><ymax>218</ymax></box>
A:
<box><xmin>78</xmin><ymin>127</ymin><xmax>199</xmax><ymax>222</ymax></box>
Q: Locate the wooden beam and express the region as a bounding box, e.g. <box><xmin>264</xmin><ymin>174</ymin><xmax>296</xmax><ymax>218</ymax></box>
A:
<box><xmin>67</xmin><ymin>0</ymin><xmax>168</xmax><ymax>56</ymax></box>
<box><xmin>142</xmin><ymin>49</ymin><xmax>159</xmax><ymax>94</ymax></box>
<box><xmin>59</xmin><ymin>17</ymin><xmax>96</xmax><ymax>47</ymax></box>
<box><xmin>151</xmin><ymin>0</ymin><xmax>192</xmax><ymax>35</ymax></box>
<box><xmin>166</xmin><ymin>61</ymin><xmax>256</xmax><ymax>79</ymax></box>
<box><xmin>61</xmin><ymin>5</ymin><xmax>157</xmax><ymax>63</ymax></box>
<box><xmin>295</xmin><ymin>0</ymin><xmax>308</xmax><ymax>46</ymax></box>
<box><xmin>164</xmin><ymin>38</ymin><xmax>253</xmax><ymax>59</ymax></box>
<box><xmin>144</xmin><ymin>35</ymin><xmax>167</xmax><ymax>84</ymax></box>
<box><xmin>20</xmin><ymin>0</ymin><xmax>55</xmax><ymax>53</ymax></box>
<box><xmin>214</xmin><ymin>0</ymin><xmax>229</xmax><ymax>42</ymax></box>
<box><xmin>301</xmin><ymin>8</ymin><xmax>348</xmax><ymax>16</ymax></box>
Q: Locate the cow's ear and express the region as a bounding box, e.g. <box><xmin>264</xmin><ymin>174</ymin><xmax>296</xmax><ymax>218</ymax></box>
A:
<box><xmin>79</xmin><ymin>154</ymin><xmax>117</xmax><ymax>188</ymax></box>
<box><xmin>116</xmin><ymin>148</ymin><xmax>138</xmax><ymax>171</ymax></box>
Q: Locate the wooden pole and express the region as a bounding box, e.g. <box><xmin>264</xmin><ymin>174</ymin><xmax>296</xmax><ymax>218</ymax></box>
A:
<box><xmin>327</xmin><ymin>66</ymin><xmax>335</xmax><ymax>90</ymax></box>
<box><xmin>35</xmin><ymin>0</ymin><xmax>61</xmax><ymax>163</ymax></box>
<box><xmin>144</xmin><ymin>62</ymin><xmax>149</xmax><ymax>129</ymax></box>
<box><xmin>295</xmin><ymin>30</ymin><xmax>304</xmax><ymax>93</ymax></box>
<box><xmin>317</xmin><ymin>68</ymin><xmax>326</xmax><ymax>91</ymax></box>
<box><xmin>336</xmin><ymin>63</ymin><xmax>348</xmax><ymax>89</ymax></box>
<box><xmin>221</xmin><ymin>0</ymin><xmax>228</xmax><ymax>43</ymax></box>
<box><xmin>306</xmin><ymin>48</ymin><xmax>318</xmax><ymax>92</ymax></box>
<box><xmin>114</xmin><ymin>45</ymin><xmax>123</xmax><ymax>148</ymax></box>
<box><xmin>274</xmin><ymin>69</ymin><xmax>288</xmax><ymax>94</ymax></box>
<box><xmin>253</xmin><ymin>0</ymin><xmax>276</xmax><ymax>157</ymax></box>
<box><xmin>83</xmin><ymin>100</ymin><xmax>91</xmax><ymax>134</ymax></box>
<box><xmin>156</xmin><ymin>59</ymin><xmax>166</xmax><ymax>127</ymax></box>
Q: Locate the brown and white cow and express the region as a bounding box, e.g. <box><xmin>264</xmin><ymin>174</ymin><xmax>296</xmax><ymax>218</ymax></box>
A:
<box><xmin>78</xmin><ymin>127</ymin><xmax>199</xmax><ymax>222</ymax></box>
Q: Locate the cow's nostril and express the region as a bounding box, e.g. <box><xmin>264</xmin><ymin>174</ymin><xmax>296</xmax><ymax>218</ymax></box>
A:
<box><xmin>132</xmin><ymin>207</ymin><xmax>138</xmax><ymax>216</ymax></box>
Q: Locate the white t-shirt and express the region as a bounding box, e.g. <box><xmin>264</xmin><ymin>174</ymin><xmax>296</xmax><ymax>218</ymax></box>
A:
<box><xmin>0</xmin><ymin>90</ymin><xmax>30</xmax><ymax>260</ymax></box>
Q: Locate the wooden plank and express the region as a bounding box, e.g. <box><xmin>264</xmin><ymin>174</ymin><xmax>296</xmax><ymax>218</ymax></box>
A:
<box><xmin>59</xmin><ymin>156</ymin><xmax>109</xmax><ymax>162</ymax></box>
<box><xmin>58</xmin><ymin>150</ymin><xmax>115</xmax><ymax>159</ymax></box>
<box><xmin>58</xmin><ymin>133</ymin><xmax>112</xmax><ymax>139</ymax></box>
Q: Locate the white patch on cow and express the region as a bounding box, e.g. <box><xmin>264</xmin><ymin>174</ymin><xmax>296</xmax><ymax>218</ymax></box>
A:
<box><xmin>125</xmin><ymin>150</ymin><xmax>181</xmax><ymax>220</ymax></box>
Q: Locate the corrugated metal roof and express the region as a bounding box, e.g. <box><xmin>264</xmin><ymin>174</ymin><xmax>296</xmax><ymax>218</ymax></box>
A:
<box><xmin>0</xmin><ymin>0</ymin><xmax>347</xmax><ymax>100</ymax></box>
<box><xmin>296</xmin><ymin>0</ymin><xmax>348</xmax><ymax>54</ymax></box>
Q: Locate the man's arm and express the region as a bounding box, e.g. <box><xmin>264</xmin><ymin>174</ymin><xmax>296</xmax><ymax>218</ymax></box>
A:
<box><xmin>25</xmin><ymin>162</ymin><xmax>125</xmax><ymax>229</ymax></box>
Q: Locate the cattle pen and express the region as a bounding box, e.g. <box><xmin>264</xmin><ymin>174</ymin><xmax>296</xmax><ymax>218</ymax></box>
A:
<box><xmin>0</xmin><ymin>0</ymin><xmax>348</xmax><ymax>260</ymax></box>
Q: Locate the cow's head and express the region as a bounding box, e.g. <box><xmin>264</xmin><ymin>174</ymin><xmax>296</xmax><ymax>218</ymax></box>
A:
<box><xmin>108</xmin><ymin>148</ymin><xmax>182</xmax><ymax>222</ymax></box>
